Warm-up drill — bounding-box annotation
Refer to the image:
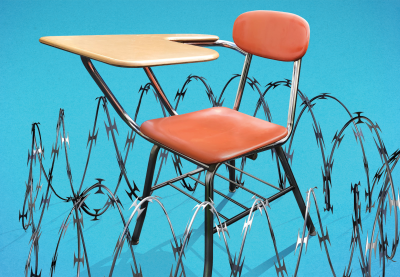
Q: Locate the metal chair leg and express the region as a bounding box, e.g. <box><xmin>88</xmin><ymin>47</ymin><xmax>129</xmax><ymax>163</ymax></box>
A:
<box><xmin>131</xmin><ymin>144</ymin><xmax>160</xmax><ymax>245</ymax></box>
<box><xmin>274</xmin><ymin>146</ymin><xmax>316</xmax><ymax>236</ymax></box>
<box><xmin>228</xmin><ymin>160</ymin><xmax>236</xmax><ymax>192</ymax></box>
<box><xmin>204</xmin><ymin>164</ymin><xmax>218</xmax><ymax>277</ymax></box>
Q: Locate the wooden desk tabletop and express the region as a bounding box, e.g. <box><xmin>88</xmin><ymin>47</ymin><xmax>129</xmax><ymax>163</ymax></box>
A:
<box><xmin>39</xmin><ymin>34</ymin><xmax>219</xmax><ymax>68</ymax></box>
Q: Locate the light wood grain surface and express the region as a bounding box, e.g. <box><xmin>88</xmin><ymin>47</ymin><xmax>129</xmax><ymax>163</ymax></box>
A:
<box><xmin>39</xmin><ymin>34</ymin><xmax>219</xmax><ymax>67</ymax></box>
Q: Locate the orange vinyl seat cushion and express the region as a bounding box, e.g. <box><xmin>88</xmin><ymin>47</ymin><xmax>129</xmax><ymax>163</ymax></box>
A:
<box><xmin>141</xmin><ymin>107</ymin><xmax>288</xmax><ymax>164</ymax></box>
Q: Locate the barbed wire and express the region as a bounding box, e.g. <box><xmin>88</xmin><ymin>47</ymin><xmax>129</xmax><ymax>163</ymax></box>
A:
<box><xmin>20</xmin><ymin>74</ymin><xmax>400</xmax><ymax>276</ymax></box>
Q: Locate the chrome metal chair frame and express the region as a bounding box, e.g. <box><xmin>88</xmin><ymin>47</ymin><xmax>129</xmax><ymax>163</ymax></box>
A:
<box><xmin>81</xmin><ymin>40</ymin><xmax>315</xmax><ymax>277</ymax></box>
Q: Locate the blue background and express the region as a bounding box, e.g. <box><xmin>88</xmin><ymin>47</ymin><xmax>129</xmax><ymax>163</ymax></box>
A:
<box><xmin>1</xmin><ymin>0</ymin><xmax>400</xmax><ymax>276</ymax></box>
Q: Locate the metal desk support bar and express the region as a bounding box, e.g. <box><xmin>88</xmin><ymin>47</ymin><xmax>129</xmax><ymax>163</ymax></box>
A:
<box><xmin>143</xmin><ymin>67</ymin><xmax>178</xmax><ymax>116</ymax></box>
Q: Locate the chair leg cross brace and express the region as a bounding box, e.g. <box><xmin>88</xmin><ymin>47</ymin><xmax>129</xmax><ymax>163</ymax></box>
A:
<box><xmin>213</xmin><ymin>185</ymin><xmax>294</xmax><ymax>234</ymax></box>
<box><xmin>133</xmin><ymin>145</ymin><xmax>316</xmax><ymax>277</ymax></box>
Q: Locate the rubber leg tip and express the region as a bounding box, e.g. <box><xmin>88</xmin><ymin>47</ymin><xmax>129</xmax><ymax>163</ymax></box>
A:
<box><xmin>131</xmin><ymin>239</ymin><xmax>140</xmax><ymax>245</ymax></box>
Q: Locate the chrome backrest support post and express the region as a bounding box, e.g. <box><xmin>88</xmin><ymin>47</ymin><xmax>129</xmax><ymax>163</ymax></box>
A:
<box><xmin>233</xmin><ymin>53</ymin><xmax>252</xmax><ymax>111</ymax></box>
<box><xmin>286</xmin><ymin>59</ymin><xmax>302</xmax><ymax>136</ymax></box>
<box><xmin>183</xmin><ymin>40</ymin><xmax>301</xmax><ymax>136</ymax></box>
<box><xmin>143</xmin><ymin>67</ymin><xmax>178</xmax><ymax>116</ymax></box>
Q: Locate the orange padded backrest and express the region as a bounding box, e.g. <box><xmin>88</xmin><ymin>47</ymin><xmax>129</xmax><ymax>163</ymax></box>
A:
<box><xmin>233</xmin><ymin>11</ymin><xmax>310</xmax><ymax>62</ymax></box>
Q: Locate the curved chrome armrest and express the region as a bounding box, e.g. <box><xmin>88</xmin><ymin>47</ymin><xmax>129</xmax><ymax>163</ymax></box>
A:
<box><xmin>185</xmin><ymin>40</ymin><xmax>250</xmax><ymax>111</ymax></box>
<box><xmin>185</xmin><ymin>40</ymin><xmax>247</xmax><ymax>56</ymax></box>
